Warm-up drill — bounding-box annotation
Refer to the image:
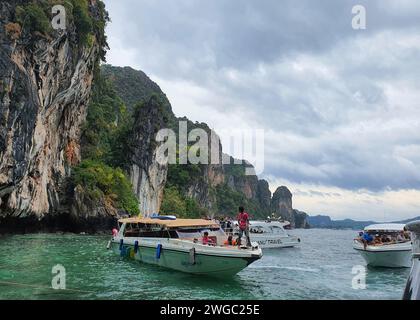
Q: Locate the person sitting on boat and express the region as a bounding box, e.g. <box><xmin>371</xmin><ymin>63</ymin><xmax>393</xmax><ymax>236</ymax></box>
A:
<box><xmin>361</xmin><ymin>232</ymin><xmax>373</xmax><ymax>249</ymax></box>
<box><xmin>397</xmin><ymin>232</ymin><xmax>406</xmax><ymax>242</ymax></box>
<box><xmin>224</xmin><ymin>235</ymin><xmax>237</xmax><ymax>246</ymax></box>
<box><xmin>237</xmin><ymin>206</ymin><xmax>251</xmax><ymax>248</ymax></box>
<box><xmin>202</xmin><ymin>231</ymin><xmax>215</xmax><ymax>246</ymax></box>
<box><xmin>381</xmin><ymin>234</ymin><xmax>389</xmax><ymax>243</ymax></box>
<box><xmin>374</xmin><ymin>234</ymin><xmax>382</xmax><ymax>245</ymax></box>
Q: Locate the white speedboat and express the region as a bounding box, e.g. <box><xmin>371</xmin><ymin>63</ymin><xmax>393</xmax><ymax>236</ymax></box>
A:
<box><xmin>403</xmin><ymin>221</ymin><xmax>420</xmax><ymax>300</ymax></box>
<box><xmin>353</xmin><ymin>223</ymin><xmax>412</xmax><ymax>268</ymax></box>
<box><xmin>226</xmin><ymin>220</ymin><xmax>301</xmax><ymax>249</ymax></box>
<box><xmin>108</xmin><ymin>217</ymin><xmax>262</xmax><ymax>277</ymax></box>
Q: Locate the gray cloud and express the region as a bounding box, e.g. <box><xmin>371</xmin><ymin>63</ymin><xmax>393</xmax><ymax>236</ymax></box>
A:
<box><xmin>104</xmin><ymin>0</ymin><xmax>420</xmax><ymax>192</ymax></box>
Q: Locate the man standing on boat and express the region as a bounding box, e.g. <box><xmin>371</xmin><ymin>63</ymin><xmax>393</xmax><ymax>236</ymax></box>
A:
<box><xmin>237</xmin><ymin>206</ymin><xmax>251</xmax><ymax>248</ymax></box>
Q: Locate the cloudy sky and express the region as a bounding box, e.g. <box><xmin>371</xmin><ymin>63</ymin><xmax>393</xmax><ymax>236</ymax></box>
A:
<box><xmin>103</xmin><ymin>0</ymin><xmax>420</xmax><ymax>221</ymax></box>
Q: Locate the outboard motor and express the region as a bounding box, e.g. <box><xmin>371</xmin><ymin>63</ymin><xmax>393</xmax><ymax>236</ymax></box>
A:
<box><xmin>403</xmin><ymin>221</ymin><xmax>420</xmax><ymax>300</ymax></box>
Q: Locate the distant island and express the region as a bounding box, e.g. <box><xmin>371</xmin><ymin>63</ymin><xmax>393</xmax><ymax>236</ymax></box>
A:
<box><xmin>307</xmin><ymin>215</ymin><xmax>420</xmax><ymax>230</ymax></box>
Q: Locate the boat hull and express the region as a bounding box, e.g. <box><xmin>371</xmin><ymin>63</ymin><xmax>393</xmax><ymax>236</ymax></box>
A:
<box><xmin>403</xmin><ymin>221</ymin><xmax>420</xmax><ymax>300</ymax></box>
<box><xmin>251</xmin><ymin>234</ymin><xmax>300</xmax><ymax>248</ymax></box>
<box><xmin>353</xmin><ymin>242</ymin><xmax>412</xmax><ymax>268</ymax></box>
<box><xmin>110</xmin><ymin>239</ymin><xmax>261</xmax><ymax>277</ymax></box>
<box><xmin>226</xmin><ymin>220</ymin><xmax>300</xmax><ymax>249</ymax></box>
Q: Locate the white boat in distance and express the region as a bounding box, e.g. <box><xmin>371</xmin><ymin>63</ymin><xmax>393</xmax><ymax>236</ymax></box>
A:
<box><xmin>109</xmin><ymin>217</ymin><xmax>263</xmax><ymax>277</ymax></box>
<box><xmin>226</xmin><ymin>220</ymin><xmax>301</xmax><ymax>249</ymax></box>
<box><xmin>353</xmin><ymin>223</ymin><xmax>412</xmax><ymax>268</ymax></box>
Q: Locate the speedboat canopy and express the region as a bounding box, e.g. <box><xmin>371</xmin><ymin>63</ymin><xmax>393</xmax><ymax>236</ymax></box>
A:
<box><xmin>364</xmin><ymin>223</ymin><xmax>406</xmax><ymax>232</ymax></box>
<box><xmin>118</xmin><ymin>217</ymin><xmax>219</xmax><ymax>229</ymax></box>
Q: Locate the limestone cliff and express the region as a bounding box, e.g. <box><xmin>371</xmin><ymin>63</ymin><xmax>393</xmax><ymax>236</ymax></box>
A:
<box><xmin>176</xmin><ymin>120</ymin><xmax>226</xmax><ymax>213</ymax></box>
<box><xmin>100</xmin><ymin>65</ymin><xmax>176</xmax><ymax>216</ymax></box>
<box><xmin>257</xmin><ymin>179</ymin><xmax>272</xmax><ymax>214</ymax></box>
<box><xmin>271</xmin><ymin>186</ymin><xmax>310</xmax><ymax>228</ymax></box>
<box><xmin>128</xmin><ymin>95</ymin><xmax>169</xmax><ymax>216</ymax></box>
<box><xmin>0</xmin><ymin>3</ymin><xmax>310</xmax><ymax>232</ymax></box>
<box><xmin>0</xmin><ymin>0</ymin><xmax>109</xmax><ymax>230</ymax></box>
<box><xmin>100</xmin><ymin>66</ymin><xmax>290</xmax><ymax>222</ymax></box>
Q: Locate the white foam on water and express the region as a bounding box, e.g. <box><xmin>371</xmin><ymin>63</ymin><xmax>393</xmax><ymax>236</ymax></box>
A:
<box><xmin>248</xmin><ymin>265</ymin><xmax>320</xmax><ymax>273</ymax></box>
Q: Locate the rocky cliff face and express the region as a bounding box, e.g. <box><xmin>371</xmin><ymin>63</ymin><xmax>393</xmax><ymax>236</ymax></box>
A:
<box><xmin>257</xmin><ymin>180</ymin><xmax>272</xmax><ymax>214</ymax></box>
<box><xmin>0</xmin><ymin>4</ymin><xmax>310</xmax><ymax>232</ymax></box>
<box><xmin>100</xmin><ymin>65</ymin><xmax>176</xmax><ymax>216</ymax></box>
<box><xmin>128</xmin><ymin>95</ymin><xmax>169</xmax><ymax>216</ymax></box>
<box><xmin>271</xmin><ymin>186</ymin><xmax>309</xmax><ymax>228</ymax></box>
<box><xmin>185</xmin><ymin>163</ymin><xmax>225</xmax><ymax>212</ymax></box>
<box><xmin>96</xmin><ymin>69</ymin><xmax>310</xmax><ymax>226</ymax></box>
<box><xmin>271</xmin><ymin>186</ymin><xmax>294</xmax><ymax>222</ymax></box>
<box><xmin>0</xmin><ymin>0</ymin><xmax>108</xmax><ymax>231</ymax></box>
<box><xmin>183</xmin><ymin>124</ymin><xmax>225</xmax><ymax>212</ymax></box>
<box><xmin>226</xmin><ymin>174</ymin><xmax>258</xmax><ymax>200</ymax></box>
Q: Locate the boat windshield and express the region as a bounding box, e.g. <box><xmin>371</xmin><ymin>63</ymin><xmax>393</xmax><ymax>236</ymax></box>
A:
<box><xmin>249</xmin><ymin>224</ymin><xmax>287</xmax><ymax>235</ymax></box>
<box><xmin>250</xmin><ymin>226</ymin><xmax>264</xmax><ymax>234</ymax></box>
<box><xmin>270</xmin><ymin>225</ymin><xmax>287</xmax><ymax>234</ymax></box>
<box><xmin>123</xmin><ymin>223</ymin><xmax>179</xmax><ymax>238</ymax></box>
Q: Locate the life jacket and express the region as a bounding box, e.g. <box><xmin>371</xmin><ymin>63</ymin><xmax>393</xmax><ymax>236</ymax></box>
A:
<box><xmin>238</xmin><ymin>212</ymin><xmax>249</xmax><ymax>230</ymax></box>
<box><xmin>224</xmin><ymin>239</ymin><xmax>237</xmax><ymax>246</ymax></box>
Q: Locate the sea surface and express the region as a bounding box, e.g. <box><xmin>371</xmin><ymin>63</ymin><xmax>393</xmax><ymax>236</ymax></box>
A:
<box><xmin>0</xmin><ymin>229</ymin><xmax>410</xmax><ymax>300</ymax></box>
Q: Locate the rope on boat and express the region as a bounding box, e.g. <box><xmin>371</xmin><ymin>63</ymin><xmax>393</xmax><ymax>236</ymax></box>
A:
<box><xmin>0</xmin><ymin>280</ymin><xmax>94</xmax><ymax>293</ymax></box>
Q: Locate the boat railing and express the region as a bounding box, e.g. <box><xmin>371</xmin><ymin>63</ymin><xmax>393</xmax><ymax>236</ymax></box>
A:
<box><xmin>178</xmin><ymin>236</ymin><xmax>231</xmax><ymax>247</ymax></box>
<box><xmin>355</xmin><ymin>237</ymin><xmax>411</xmax><ymax>246</ymax></box>
<box><xmin>223</xmin><ymin>227</ymin><xmax>235</xmax><ymax>235</ymax></box>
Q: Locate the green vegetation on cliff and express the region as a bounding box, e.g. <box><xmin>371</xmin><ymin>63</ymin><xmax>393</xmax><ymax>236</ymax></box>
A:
<box><xmin>15</xmin><ymin>3</ymin><xmax>51</xmax><ymax>35</ymax></box>
<box><xmin>13</xmin><ymin>0</ymin><xmax>109</xmax><ymax>58</ymax></box>
<box><xmin>72</xmin><ymin>160</ymin><xmax>139</xmax><ymax>215</ymax></box>
<box><xmin>214</xmin><ymin>184</ymin><xmax>261</xmax><ymax>217</ymax></box>
<box><xmin>81</xmin><ymin>74</ymin><xmax>132</xmax><ymax>168</ymax></box>
<box><xmin>166</xmin><ymin>162</ymin><xmax>203</xmax><ymax>192</ymax></box>
<box><xmin>75</xmin><ymin>72</ymin><xmax>139</xmax><ymax>216</ymax></box>
<box><xmin>160</xmin><ymin>187</ymin><xmax>205</xmax><ymax>218</ymax></box>
<box><xmin>101</xmin><ymin>65</ymin><xmax>170</xmax><ymax>111</ymax></box>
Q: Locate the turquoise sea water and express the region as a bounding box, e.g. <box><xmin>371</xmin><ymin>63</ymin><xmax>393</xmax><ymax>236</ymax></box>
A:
<box><xmin>0</xmin><ymin>229</ymin><xmax>410</xmax><ymax>300</ymax></box>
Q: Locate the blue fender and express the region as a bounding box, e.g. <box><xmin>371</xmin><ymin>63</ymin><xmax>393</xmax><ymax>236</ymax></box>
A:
<box><xmin>156</xmin><ymin>244</ymin><xmax>162</xmax><ymax>259</ymax></box>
